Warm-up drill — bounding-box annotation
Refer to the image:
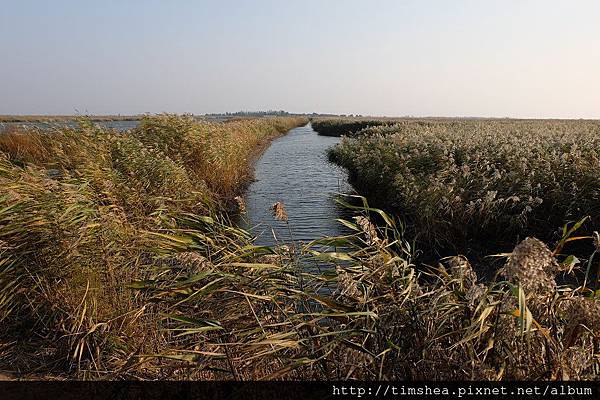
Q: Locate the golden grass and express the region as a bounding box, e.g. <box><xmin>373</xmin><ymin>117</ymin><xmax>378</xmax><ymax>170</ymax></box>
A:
<box><xmin>0</xmin><ymin>115</ymin><xmax>597</xmax><ymax>380</ymax></box>
<box><xmin>0</xmin><ymin>115</ymin><xmax>307</xmax><ymax>378</ymax></box>
<box><xmin>134</xmin><ymin>114</ymin><xmax>306</xmax><ymax>198</ymax></box>
<box><xmin>128</xmin><ymin>197</ymin><xmax>599</xmax><ymax>380</ymax></box>
<box><xmin>0</xmin><ymin>126</ymin><xmax>51</xmax><ymax>165</ymax></box>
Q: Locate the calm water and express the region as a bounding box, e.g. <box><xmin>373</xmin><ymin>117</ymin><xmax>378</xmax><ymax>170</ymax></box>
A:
<box><xmin>242</xmin><ymin>123</ymin><xmax>352</xmax><ymax>246</ymax></box>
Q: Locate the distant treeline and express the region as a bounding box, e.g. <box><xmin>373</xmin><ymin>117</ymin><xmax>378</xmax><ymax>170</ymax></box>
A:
<box><xmin>206</xmin><ymin>110</ymin><xmax>366</xmax><ymax>118</ymax></box>
<box><xmin>2</xmin><ymin>112</ymin><xmax>381</xmax><ymax>124</ymax></box>
<box><xmin>207</xmin><ymin>110</ymin><xmax>293</xmax><ymax>117</ymax></box>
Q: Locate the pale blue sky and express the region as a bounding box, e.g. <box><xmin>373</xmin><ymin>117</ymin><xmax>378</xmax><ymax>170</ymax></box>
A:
<box><xmin>1</xmin><ymin>0</ymin><xmax>599</xmax><ymax>117</ymax></box>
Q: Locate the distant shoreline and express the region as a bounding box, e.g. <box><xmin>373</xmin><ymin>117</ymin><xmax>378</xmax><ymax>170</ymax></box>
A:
<box><xmin>0</xmin><ymin>115</ymin><xmax>144</xmax><ymax>123</ymax></box>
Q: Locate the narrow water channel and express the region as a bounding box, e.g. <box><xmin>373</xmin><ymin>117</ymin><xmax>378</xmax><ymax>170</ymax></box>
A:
<box><xmin>242</xmin><ymin>123</ymin><xmax>353</xmax><ymax>246</ymax></box>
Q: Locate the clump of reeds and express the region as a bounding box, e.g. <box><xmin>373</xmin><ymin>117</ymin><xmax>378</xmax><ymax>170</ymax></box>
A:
<box><xmin>134</xmin><ymin>114</ymin><xmax>307</xmax><ymax>198</ymax></box>
<box><xmin>0</xmin><ymin>115</ymin><xmax>307</xmax><ymax>378</ymax></box>
<box><xmin>328</xmin><ymin>119</ymin><xmax>600</xmax><ymax>259</ymax></box>
<box><xmin>128</xmin><ymin>197</ymin><xmax>598</xmax><ymax>380</ymax></box>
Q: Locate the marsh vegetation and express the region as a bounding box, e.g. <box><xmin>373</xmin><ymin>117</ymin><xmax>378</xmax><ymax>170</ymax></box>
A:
<box><xmin>0</xmin><ymin>115</ymin><xmax>597</xmax><ymax>380</ymax></box>
<box><xmin>327</xmin><ymin>119</ymin><xmax>600</xmax><ymax>259</ymax></box>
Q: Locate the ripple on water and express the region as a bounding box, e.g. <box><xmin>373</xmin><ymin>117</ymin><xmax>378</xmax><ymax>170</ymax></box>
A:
<box><xmin>243</xmin><ymin>123</ymin><xmax>353</xmax><ymax>246</ymax></box>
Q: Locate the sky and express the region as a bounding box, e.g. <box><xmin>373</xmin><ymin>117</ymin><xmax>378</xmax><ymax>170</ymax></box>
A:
<box><xmin>1</xmin><ymin>0</ymin><xmax>599</xmax><ymax>118</ymax></box>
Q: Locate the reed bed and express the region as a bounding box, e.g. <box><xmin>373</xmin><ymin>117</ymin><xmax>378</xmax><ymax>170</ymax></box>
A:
<box><xmin>328</xmin><ymin>119</ymin><xmax>600</xmax><ymax>260</ymax></box>
<box><xmin>311</xmin><ymin>117</ymin><xmax>457</xmax><ymax>137</ymax></box>
<box><xmin>311</xmin><ymin>118</ymin><xmax>389</xmax><ymax>137</ymax></box>
<box><xmin>0</xmin><ymin>115</ymin><xmax>306</xmax><ymax>378</ymax></box>
<box><xmin>0</xmin><ymin>115</ymin><xmax>597</xmax><ymax>380</ymax></box>
<box><xmin>120</xmin><ymin>198</ymin><xmax>600</xmax><ymax>380</ymax></box>
<box><xmin>134</xmin><ymin>114</ymin><xmax>307</xmax><ymax>198</ymax></box>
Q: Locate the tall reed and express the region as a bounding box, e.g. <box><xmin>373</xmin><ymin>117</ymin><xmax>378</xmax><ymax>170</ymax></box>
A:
<box><xmin>328</xmin><ymin>119</ymin><xmax>600</xmax><ymax>260</ymax></box>
<box><xmin>130</xmin><ymin>197</ymin><xmax>599</xmax><ymax>380</ymax></box>
<box><xmin>0</xmin><ymin>115</ymin><xmax>306</xmax><ymax>378</ymax></box>
<box><xmin>1</xmin><ymin>116</ymin><xmax>596</xmax><ymax>380</ymax></box>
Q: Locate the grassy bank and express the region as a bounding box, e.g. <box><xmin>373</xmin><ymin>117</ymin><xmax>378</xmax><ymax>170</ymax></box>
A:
<box><xmin>0</xmin><ymin>115</ymin><xmax>597</xmax><ymax>380</ymax></box>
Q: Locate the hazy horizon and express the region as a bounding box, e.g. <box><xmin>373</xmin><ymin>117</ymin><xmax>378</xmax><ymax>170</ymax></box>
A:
<box><xmin>2</xmin><ymin>0</ymin><xmax>599</xmax><ymax>118</ymax></box>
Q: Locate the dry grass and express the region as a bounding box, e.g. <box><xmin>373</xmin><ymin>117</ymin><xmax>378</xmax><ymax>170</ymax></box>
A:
<box><xmin>0</xmin><ymin>126</ymin><xmax>52</xmax><ymax>165</ymax></box>
<box><xmin>0</xmin><ymin>115</ymin><xmax>306</xmax><ymax>378</ymax></box>
<box><xmin>127</xmin><ymin>197</ymin><xmax>599</xmax><ymax>380</ymax></box>
<box><xmin>134</xmin><ymin>114</ymin><xmax>306</xmax><ymax>198</ymax></box>
<box><xmin>328</xmin><ymin>119</ymin><xmax>600</xmax><ymax>260</ymax></box>
<box><xmin>0</xmin><ymin>116</ymin><xmax>596</xmax><ymax>381</ymax></box>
